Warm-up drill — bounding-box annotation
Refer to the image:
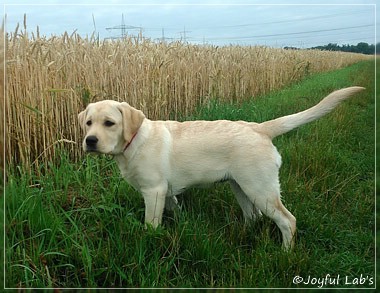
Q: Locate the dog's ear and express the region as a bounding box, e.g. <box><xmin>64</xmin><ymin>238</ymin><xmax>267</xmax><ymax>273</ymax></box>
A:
<box><xmin>118</xmin><ymin>102</ymin><xmax>145</xmax><ymax>143</ymax></box>
<box><xmin>78</xmin><ymin>109</ymin><xmax>87</xmax><ymax>132</ymax></box>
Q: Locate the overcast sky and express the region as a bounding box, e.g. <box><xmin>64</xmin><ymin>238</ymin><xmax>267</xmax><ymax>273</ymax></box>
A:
<box><xmin>2</xmin><ymin>0</ymin><xmax>378</xmax><ymax>48</ymax></box>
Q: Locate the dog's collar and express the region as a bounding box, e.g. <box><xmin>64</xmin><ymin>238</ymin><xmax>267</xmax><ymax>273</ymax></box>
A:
<box><xmin>124</xmin><ymin>132</ymin><xmax>138</xmax><ymax>152</ymax></box>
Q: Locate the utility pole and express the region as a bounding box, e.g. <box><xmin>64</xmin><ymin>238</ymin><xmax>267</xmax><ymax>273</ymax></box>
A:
<box><xmin>156</xmin><ymin>27</ymin><xmax>174</xmax><ymax>43</ymax></box>
<box><xmin>177</xmin><ymin>26</ymin><xmax>191</xmax><ymax>43</ymax></box>
<box><xmin>106</xmin><ymin>14</ymin><xmax>142</xmax><ymax>39</ymax></box>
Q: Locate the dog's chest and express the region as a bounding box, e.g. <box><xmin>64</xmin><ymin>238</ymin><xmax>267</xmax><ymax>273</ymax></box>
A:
<box><xmin>114</xmin><ymin>155</ymin><xmax>143</xmax><ymax>189</ymax></box>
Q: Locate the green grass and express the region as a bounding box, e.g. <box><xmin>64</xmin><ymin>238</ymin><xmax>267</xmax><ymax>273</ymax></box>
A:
<box><xmin>5</xmin><ymin>60</ymin><xmax>375</xmax><ymax>289</ymax></box>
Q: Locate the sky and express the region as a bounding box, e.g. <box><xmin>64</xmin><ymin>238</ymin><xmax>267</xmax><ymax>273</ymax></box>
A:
<box><xmin>2</xmin><ymin>0</ymin><xmax>378</xmax><ymax>48</ymax></box>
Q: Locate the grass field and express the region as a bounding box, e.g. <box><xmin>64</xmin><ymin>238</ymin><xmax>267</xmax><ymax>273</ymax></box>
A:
<box><xmin>5</xmin><ymin>60</ymin><xmax>375</xmax><ymax>289</ymax></box>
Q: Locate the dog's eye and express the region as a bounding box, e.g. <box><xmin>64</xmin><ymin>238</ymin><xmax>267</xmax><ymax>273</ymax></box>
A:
<box><xmin>104</xmin><ymin>121</ymin><xmax>115</xmax><ymax>127</ymax></box>
<box><xmin>86</xmin><ymin>120</ymin><xmax>92</xmax><ymax>126</ymax></box>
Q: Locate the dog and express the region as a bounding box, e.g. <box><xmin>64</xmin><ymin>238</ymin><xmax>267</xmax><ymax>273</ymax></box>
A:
<box><xmin>78</xmin><ymin>86</ymin><xmax>364</xmax><ymax>250</ymax></box>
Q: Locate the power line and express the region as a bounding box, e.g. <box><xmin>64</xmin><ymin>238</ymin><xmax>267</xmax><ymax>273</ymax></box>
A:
<box><xmin>103</xmin><ymin>9</ymin><xmax>374</xmax><ymax>46</ymax></box>
<box><xmin>201</xmin><ymin>9</ymin><xmax>371</xmax><ymax>30</ymax></box>
<box><xmin>197</xmin><ymin>24</ymin><xmax>374</xmax><ymax>41</ymax></box>
<box><xmin>197</xmin><ymin>25</ymin><xmax>373</xmax><ymax>43</ymax></box>
<box><xmin>142</xmin><ymin>9</ymin><xmax>371</xmax><ymax>31</ymax></box>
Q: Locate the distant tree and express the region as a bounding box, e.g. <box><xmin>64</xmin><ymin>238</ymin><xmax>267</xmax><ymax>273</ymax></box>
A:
<box><xmin>341</xmin><ymin>44</ymin><xmax>351</xmax><ymax>52</ymax></box>
<box><xmin>375</xmin><ymin>43</ymin><xmax>380</xmax><ymax>54</ymax></box>
<box><xmin>369</xmin><ymin>44</ymin><xmax>375</xmax><ymax>54</ymax></box>
<box><xmin>357</xmin><ymin>42</ymin><xmax>370</xmax><ymax>54</ymax></box>
<box><xmin>327</xmin><ymin>43</ymin><xmax>339</xmax><ymax>51</ymax></box>
<box><xmin>283</xmin><ymin>46</ymin><xmax>299</xmax><ymax>50</ymax></box>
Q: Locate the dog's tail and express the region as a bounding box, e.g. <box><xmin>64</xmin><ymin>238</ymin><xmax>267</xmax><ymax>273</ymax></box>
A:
<box><xmin>257</xmin><ymin>86</ymin><xmax>365</xmax><ymax>139</ymax></box>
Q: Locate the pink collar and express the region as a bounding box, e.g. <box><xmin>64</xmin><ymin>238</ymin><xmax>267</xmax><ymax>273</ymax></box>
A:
<box><xmin>124</xmin><ymin>132</ymin><xmax>138</xmax><ymax>152</ymax></box>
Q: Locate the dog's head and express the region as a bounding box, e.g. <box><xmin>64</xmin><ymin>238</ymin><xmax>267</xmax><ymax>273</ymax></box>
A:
<box><xmin>78</xmin><ymin>100</ymin><xmax>145</xmax><ymax>154</ymax></box>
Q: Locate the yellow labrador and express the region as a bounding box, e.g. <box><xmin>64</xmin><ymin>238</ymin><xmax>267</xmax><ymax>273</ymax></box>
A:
<box><xmin>78</xmin><ymin>86</ymin><xmax>364</xmax><ymax>249</ymax></box>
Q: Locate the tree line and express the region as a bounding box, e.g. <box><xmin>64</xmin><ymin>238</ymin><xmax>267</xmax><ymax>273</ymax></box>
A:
<box><xmin>310</xmin><ymin>42</ymin><xmax>377</xmax><ymax>55</ymax></box>
<box><xmin>284</xmin><ymin>42</ymin><xmax>378</xmax><ymax>55</ymax></box>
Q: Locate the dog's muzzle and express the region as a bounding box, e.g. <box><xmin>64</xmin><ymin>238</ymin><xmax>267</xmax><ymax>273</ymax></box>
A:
<box><xmin>85</xmin><ymin>135</ymin><xmax>98</xmax><ymax>152</ymax></box>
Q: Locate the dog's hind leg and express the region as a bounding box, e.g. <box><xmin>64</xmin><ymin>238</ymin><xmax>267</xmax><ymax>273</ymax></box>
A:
<box><xmin>235</xmin><ymin>176</ymin><xmax>296</xmax><ymax>250</ymax></box>
<box><xmin>230</xmin><ymin>180</ymin><xmax>262</xmax><ymax>222</ymax></box>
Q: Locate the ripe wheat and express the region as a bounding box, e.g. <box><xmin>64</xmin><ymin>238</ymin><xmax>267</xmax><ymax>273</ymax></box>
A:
<box><xmin>5</xmin><ymin>29</ymin><xmax>371</xmax><ymax>170</ymax></box>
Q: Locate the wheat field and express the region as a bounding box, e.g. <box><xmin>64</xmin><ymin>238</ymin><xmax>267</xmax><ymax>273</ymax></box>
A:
<box><xmin>5</xmin><ymin>29</ymin><xmax>371</xmax><ymax>170</ymax></box>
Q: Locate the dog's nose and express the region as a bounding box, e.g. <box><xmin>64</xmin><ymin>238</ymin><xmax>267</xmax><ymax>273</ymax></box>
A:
<box><xmin>86</xmin><ymin>135</ymin><xmax>98</xmax><ymax>147</ymax></box>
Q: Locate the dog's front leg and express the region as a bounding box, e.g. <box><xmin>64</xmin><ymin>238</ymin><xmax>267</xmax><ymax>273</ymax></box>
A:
<box><xmin>142</xmin><ymin>185</ymin><xmax>167</xmax><ymax>228</ymax></box>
